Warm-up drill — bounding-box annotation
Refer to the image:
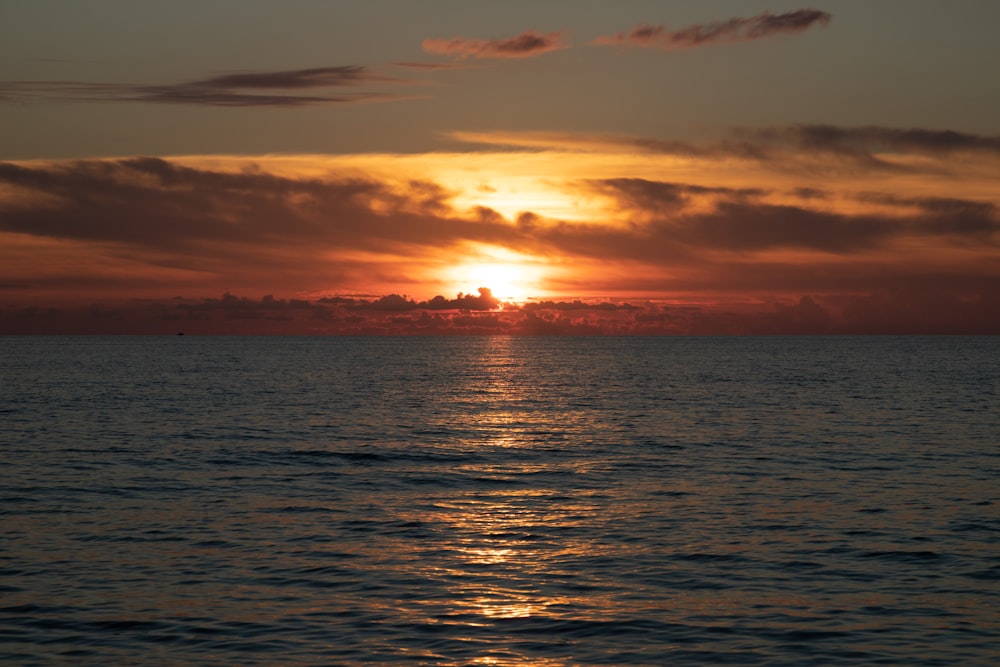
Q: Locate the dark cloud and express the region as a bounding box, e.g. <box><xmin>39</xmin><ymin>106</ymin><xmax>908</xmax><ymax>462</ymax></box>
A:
<box><xmin>0</xmin><ymin>65</ymin><xmax>409</xmax><ymax>107</ymax></box>
<box><xmin>587</xmin><ymin>177</ymin><xmax>1000</xmax><ymax>256</ymax></box>
<box><xmin>0</xmin><ymin>158</ymin><xmax>521</xmax><ymax>296</ymax></box>
<box><xmin>857</xmin><ymin>193</ymin><xmax>999</xmax><ymax>236</ymax></box>
<box><xmin>6</xmin><ymin>288</ymin><xmax>998</xmax><ymax>335</ymax></box>
<box><xmin>353</xmin><ymin>288</ymin><xmax>503</xmax><ymax>313</ymax></box>
<box><xmin>689</xmin><ymin>203</ymin><xmax>893</xmax><ymax>253</ymax></box>
<box><xmin>0</xmin><ymin>158</ymin><xmax>505</xmax><ymax>252</ymax></box>
<box><xmin>191</xmin><ymin>66</ymin><xmax>372</xmax><ymax>90</ymax></box>
<box><xmin>790</xmin><ymin>187</ymin><xmax>827</xmax><ymax>200</ymax></box>
<box><xmin>593</xmin><ymin>177</ymin><xmax>766</xmax><ymax>212</ymax></box>
<box><xmin>592</xmin><ymin>9</ymin><xmax>831</xmax><ymax>50</ymax></box>
<box><xmin>522</xmin><ymin>299</ymin><xmax>640</xmax><ymax>312</ymax></box>
<box><xmin>423</xmin><ymin>30</ymin><xmax>568</xmax><ymax>59</ymax></box>
<box><xmin>421</xmin><ymin>288</ymin><xmax>501</xmax><ymax>311</ymax></box>
<box><xmin>447</xmin><ymin>130</ymin><xmax>720</xmax><ymax>156</ymax></box>
<box><xmin>742</xmin><ymin>125</ymin><xmax>1000</xmax><ymax>160</ymax></box>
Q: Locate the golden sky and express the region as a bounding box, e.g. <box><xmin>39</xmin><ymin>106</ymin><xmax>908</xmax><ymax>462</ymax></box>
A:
<box><xmin>1</xmin><ymin>2</ymin><xmax>999</xmax><ymax>333</ymax></box>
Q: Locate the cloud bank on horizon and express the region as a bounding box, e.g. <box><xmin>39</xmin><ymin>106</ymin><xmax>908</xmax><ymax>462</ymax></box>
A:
<box><xmin>4</xmin><ymin>290</ymin><xmax>998</xmax><ymax>336</ymax></box>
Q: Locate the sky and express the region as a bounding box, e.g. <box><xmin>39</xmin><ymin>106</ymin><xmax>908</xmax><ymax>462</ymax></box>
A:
<box><xmin>2</xmin><ymin>0</ymin><xmax>999</xmax><ymax>334</ymax></box>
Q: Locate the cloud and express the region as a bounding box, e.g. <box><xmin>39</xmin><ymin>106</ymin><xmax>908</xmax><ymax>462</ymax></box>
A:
<box><xmin>446</xmin><ymin>129</ymin><xmax>716</xmax><ymax>156</ymax></box>
<box><xmin>588</xmin><ymin>177</ymin><xmax>1000</xmax><ymax>255</ymax></box>
<box><xmin>421</xmin><ymin>288</ymin><xmax>502</xmax><ymax>311</ymax></box>
<box><xmin>423</xmin><ymin>30</ymin><xmax>568</xmax><ymax>59</ymax></box>
<box><xmin>0</xmin><ymin>157</ymin><xmax>522</xmax><ymax>300</ymax></box>
<box><xmin>391</xmin><ymin>61</ymin><xmax>477</xmax><ymax>71</ymax></box>
<box><xmin>592</xmin><ymin>9</ymin><xmax>831</xmax><ymax>50</ymax></box>
<box><xmin>342</xmin><ymin>288</ymin><xmax>502</xmax><ymax>312</ymax></box>
<box><xmin>5</xmin><ymin>288</ymin><xmax>999</xmax><ymax>335</ymax></box>
<box><xmin>2</xmin><ymin>154</ymin><xmax>998</xmax><ymax>333</ymax></box>
<box><xmin>449</xmin><ymin>125</ymin><xmax>1000</xmax><ymax>176</ymax></box>
<box><xmin>3</xmin><ymin>159</ymin><xmax>996</xmax><ymax>276</ymax></box>
<box><xmin>190</xmin><ymin>66</ymin><xmax>373</xmax><ymax>90</ymax></box>
<box><xmin>4</xmin><ymin>158</ymin><xmax>997</xmax><ymax>265</ymax></box>
<box><xmin>742</xmin><ymin>124</ymin><xmax>1000</xmax><ymax>158</ymax></box>
<box><xmin>0</xmin><ymin>65</ymin><xmax>411</xmax><ymax>107</ymax></box>
<box><xmin>592</xmin><ymin>177</ymin><xmax>766</xmax><ymax>212</ymax></box>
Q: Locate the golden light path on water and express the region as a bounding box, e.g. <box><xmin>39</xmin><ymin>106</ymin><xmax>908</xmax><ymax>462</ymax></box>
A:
<box><xmin>401</xmin><ymin>337</ymin><xmax>614</xmax><ymax>665</ymax></box>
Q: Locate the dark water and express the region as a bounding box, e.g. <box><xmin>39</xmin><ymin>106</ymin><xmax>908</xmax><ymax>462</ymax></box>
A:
<box><xmin>1</xmin><ymin>336</ymin><xmax>998</xmax><ymax>666</ymax></box>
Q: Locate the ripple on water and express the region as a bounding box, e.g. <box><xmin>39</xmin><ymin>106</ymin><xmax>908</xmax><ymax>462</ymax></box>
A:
<box><xmin>1</xmin><ymin>336</ymin><xmax>998</xmax><ymax>665</ymax></box>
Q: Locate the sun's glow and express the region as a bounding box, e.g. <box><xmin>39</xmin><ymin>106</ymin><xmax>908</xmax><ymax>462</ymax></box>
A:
<box><xmin>450</xmin><ymin>175</ymin><xmax>583</xmax><ymax>222</ymax></box>
<box><xmin>445</xmin><ymin>246</ymin><xmax>546</xmax><ymax>302</ymax></box>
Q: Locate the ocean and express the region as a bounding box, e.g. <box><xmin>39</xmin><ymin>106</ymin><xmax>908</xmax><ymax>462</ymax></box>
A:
<box><xmin>1</xmin><ymin>336</ymin><xmax>998</xmax><ymax>665</ymax></box>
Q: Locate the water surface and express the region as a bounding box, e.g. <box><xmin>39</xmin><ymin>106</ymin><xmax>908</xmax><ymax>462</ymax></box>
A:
<box><xmin>1</xmin><ymin>336</ymin><xmax>998</xmax><ymax>665</ymax></box>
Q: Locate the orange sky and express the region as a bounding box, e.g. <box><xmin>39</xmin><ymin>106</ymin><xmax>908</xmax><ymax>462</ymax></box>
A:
<box><xmin>2</xmin><ymin>2</ymin><xmax>999</xmax><ymax>333</ymax></box>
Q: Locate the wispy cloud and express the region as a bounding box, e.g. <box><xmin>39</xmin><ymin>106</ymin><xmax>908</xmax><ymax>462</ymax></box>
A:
<box><xmin>741</xmin><ymin>124</ymin><xmax>1000</xmax><ymax>158</ymax></box>
<box><xmin>449</xmin><ymin>125</ymin><xmax>1000</xmax><ymax>175</ymax></box>
<box><xmin>592</xmin><ymin>9</ymin><xmax>832</xmax><ymax>50</ymax></box>
<box><xmin>391</xmin><ymin>61</ymin><xmax>478</xmax><ymax>71</ymax></box>
<box><xmin>423</xmin><ymin>30</ymin><xmax>568</xmax><ymax>59</ymax></box>
<box><xmin>446</xmin><ymin>129</ymin><xmax>719</xmax><ymax>156</ymax></box>
<box><xmin>0</xmin><ymin>65</ymin><xmax>411</xmax><ymax>107</ymax></box>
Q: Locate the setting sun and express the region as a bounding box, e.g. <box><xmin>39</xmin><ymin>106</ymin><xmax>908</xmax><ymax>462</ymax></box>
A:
<box><xmin>446</xmin><ymin>247</ymin><xmax>547</xmax><ymax>303</ymax></box>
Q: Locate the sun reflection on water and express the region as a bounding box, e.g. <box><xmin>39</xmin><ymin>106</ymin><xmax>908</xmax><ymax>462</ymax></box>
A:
<box><xmin>465</xmin><ymin>657</ymin><xmax>572</xmax><ymax>667</ymax></box>
<box><xmin>394</xmin><ymin>337</ymin><xmax>623</xmax><ymax>666</ymax></box>
<box><xmin>428</xmin><ymin>491</ymin><xmax>601</xmax><ymax>624</ymax></box>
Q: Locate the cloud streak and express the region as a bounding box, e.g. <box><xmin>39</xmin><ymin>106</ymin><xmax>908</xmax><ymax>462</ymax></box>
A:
<box><xmin>392</xmin><ymin>61</ymin><xmax>477</xmax><ymax>71</ymax></box>
<box><xmin>592</xmin><ymin>9</ymin><xmax>832</xmax><ymax>50</ymax></box>
<box><xmin>0</xmin><ymin>65</ymin><xmax>410</xmax><ymax>107</ymax></box>
<box><xmin>423</xmin><ymin>30</ymin><xmax>568</xmax><ymax>59</ymax></box>
<box><xmin>449</xmin><ymin>124</ymin><xmax>1000</xmax><ymax>176</ymax></box>
<box><xmin>741</xmin><ymin>124</ymin><xmax>1000</xmax><ymax>158</ymax></box>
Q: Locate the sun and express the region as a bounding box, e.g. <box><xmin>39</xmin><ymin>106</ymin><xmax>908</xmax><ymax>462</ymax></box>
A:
<box><xmin>445</xmin><ymin>248</ymin><xmax>546</xmax><ymax>303</ymax></box>
<box><xmin>468</xmin><ymin>263</ymin><xmax>529</xmax><ymax>302</ymax></box>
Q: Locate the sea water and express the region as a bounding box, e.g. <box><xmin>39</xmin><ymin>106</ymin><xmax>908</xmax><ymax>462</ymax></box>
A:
<box><xmin>1</xmin><ymin>336</ymin><xmax>998</xmax><ymax>665</ymax></box>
